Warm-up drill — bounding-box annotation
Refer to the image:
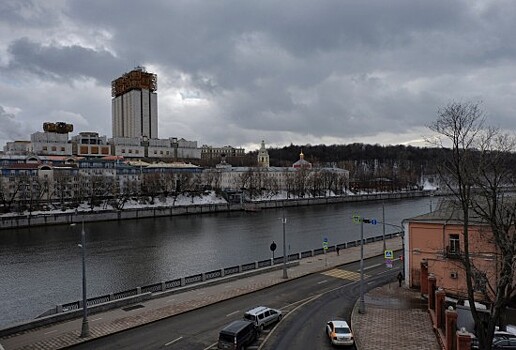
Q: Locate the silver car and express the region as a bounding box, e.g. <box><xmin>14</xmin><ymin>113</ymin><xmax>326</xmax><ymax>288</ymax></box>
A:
<box><xmin>243</xmin><ymin>306</ymin><xmax>282</xmax><ymax>331</ymax></box>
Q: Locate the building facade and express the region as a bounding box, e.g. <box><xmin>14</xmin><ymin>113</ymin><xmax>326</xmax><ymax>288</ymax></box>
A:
<box><xmin>257</xmin><ymin>140</ymin><xmax>270</xmax><ymax>167</ymax></box>
<box><xmin>404</xmin><ymin>202</ymin><xmax>497</xmax><ymax>303</ymax></box>
<box><xmin>30</xmin><ymin>122</ymin><xmax>73</xmax><ymax>156</ymax></box>
<box><xmin>111</xmin><ymin>67</ymin><xmax>158</xmax><ymax>139</ymax></box>
<box><xmin>71</xmin><ymin>132</ymin><xmax>111</xmax><ymax>157</ymax></box>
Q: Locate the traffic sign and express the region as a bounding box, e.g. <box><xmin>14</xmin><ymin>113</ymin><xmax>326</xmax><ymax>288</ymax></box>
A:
<box><xmin>371</xmin><ymin>219</ymin><xmax>377</xmax><ymax>225</ymax></box>
<box><xmin>352</xmin><ymin>214</ymin><xmax>361</xmax><ymax>224</ymax></box>
<box><xmin>384</xmin><ymin>249</ymin><xmax>393</xmax><ymax>259</ymax></box>
<box><xmin>385</xmin><ymin>259</ymin><xmax>393</xmax><ymax>268</ymax></box>
<box><xmin>323</xmin><ymin>237</ymin><xmax>328</xmax><ymax>243</ymax></box>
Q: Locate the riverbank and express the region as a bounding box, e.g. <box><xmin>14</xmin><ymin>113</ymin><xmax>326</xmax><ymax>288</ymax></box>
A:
<box><xmin>0</xmin><ymin>190</ymin><xmax>435</xmax><ymax>230</ymax></box>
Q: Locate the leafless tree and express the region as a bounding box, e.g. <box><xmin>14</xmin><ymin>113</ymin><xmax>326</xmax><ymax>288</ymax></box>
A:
<box><xmin>429</xmin><ymin>101</ymin><xmax>516</xmax><ymax>350</ymax></box>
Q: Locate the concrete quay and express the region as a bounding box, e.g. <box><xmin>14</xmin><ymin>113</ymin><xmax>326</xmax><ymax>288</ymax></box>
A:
<box><xmin>0</xmin><ymin>237</ymin><xmax>439</xmax><ymax>350</ymax></box>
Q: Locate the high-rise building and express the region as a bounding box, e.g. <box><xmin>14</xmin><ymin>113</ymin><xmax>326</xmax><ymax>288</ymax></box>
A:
<box><xmin>111</xmin><ymin>66</ymin><xmax>158</xmax><ymax>139</ymax></box>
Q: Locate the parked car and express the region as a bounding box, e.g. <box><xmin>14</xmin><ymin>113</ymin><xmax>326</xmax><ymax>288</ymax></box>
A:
<box><xmin>217</xmin><ymin>320</ymin><xmax>257</xmax><ymax>350</ymax></box>
<box><xmin>325</xmin><ymin>320</ymin><xmax>354</xmax><ymax>347</ymax></box>
<box><xmin>243</xmin><ymin>306</ymin><xmax>282</xmax><ymax>331</ymax></box>
<box><xmin>471</xmin><ymin>331</ymin><xmax>516</xmax><ymax>350</ymax></box>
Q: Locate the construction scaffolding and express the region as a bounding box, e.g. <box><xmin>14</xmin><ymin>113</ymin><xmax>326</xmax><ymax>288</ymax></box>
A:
<box><xmin>43</xmin><ymin>122</ymin><xmax>73</xmax><ymax>134</ymax></box>
<box><xmin>111</xmin><ymin>66</ymin><xmax>157</xmax><ymax>97</ymax></box>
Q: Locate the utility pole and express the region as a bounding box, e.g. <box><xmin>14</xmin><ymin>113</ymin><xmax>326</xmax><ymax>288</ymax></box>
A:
<box><xmin>80</xmin><ymin>221</ymin><xmax>89</xmax><ymax>338</ymax></box>
<box><xmin>359</xmin><ymin>218</ymin><xmax>367</xmax><ymax>314</ymax></box>
<box><xmin>282</xmin><ymin>211</ymin><xmax>288</xmax><ymax>279</ymax></box>
<box><xmin>382</xmin><ymin>202</ymin><xmax>386</xmax><ymax>252</ymax></box>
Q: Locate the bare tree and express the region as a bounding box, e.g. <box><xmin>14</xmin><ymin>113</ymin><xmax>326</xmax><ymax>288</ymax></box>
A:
<box><xmin>429</xmin><ymin>101</ymin><xmax>516</xmax><ymax>350</ymax></box>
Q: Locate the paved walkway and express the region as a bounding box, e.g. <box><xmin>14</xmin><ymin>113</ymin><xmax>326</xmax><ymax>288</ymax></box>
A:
<box><xmin>352</xmin><ymin>282</ymin><xmax>440</xmax><ymax>350</ymax></box>
<box><xmin>0</xmin><ymin>237</ymin><xmax>440</xmax><ymax>350</ymax></box>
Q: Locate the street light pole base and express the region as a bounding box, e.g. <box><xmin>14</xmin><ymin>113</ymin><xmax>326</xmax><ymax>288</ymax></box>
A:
<box><xmin>80</xmin><ymin>319</ymin><xmax>90</xmax><ymax>338</ymax></box>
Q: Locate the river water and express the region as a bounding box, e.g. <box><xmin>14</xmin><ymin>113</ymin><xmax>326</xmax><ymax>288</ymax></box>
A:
<box><xmin>0</xmin><ymin>197</ymin><xmax>436</xmax><ymax>327</ymax></box>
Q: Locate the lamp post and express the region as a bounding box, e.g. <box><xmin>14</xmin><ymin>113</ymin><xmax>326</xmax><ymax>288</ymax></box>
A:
<box><xmin>282</xmin><ymin>211</ymin><xmax>288</xmax><ymax>279</ymax></box>
<box><xmin>72</xmin><ymin>221</ymin><xmax>90</xmax><ymax>338</ymax></box>
<box><xmin>359</xmin><ymin>218</ymin><xmax>367</xmax><ymax>314</ymax></box>
<box><xmin>382</xmin><ymin>202</ymin><xmax>386</xmax><ymax>252</ymax></box>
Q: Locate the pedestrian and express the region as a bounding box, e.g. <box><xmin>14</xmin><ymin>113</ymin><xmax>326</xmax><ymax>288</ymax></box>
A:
<box><xmin>336</xmin><ymin>246</ymin><xmax>340</xmax><ymax>256</ymax></box>
<box><xmin>397</xmin><ymin>271</ymin><xmax>403</xmax><ymax>287</ymax></box>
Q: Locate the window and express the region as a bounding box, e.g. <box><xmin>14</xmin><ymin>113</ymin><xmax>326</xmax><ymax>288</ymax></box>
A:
<box><xmin>449</xmin><ymin>234</ymin><xmax>460</xmax><ymax>253</ymax></box>
<box><xmin>446</xmin><ymin>234</ymin><xmax>461</xmax><ymax>259</ymax></box>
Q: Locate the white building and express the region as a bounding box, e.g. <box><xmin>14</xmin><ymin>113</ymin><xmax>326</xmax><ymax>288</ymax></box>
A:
<box><xmin>111</xmin><ymin>67</ymin><xmax>158</xmax><ymax>139</ymax></box>
<box><xmin>3</xmin><ymin>141</ymin><xmax>31</xmax><ymax>155</ymax></box>
<box><xmin>257</xmin><ymin>140</ymin><xmax>270</xmax><ymax>167</ymax></box>
<box><xmin>109</xmin><ymin>137</ymin><xmax>145</xmax><ymax>158</ymax></box>
<box><xmin>71</xmin><ymin>132</ymin><xmax>111</xmax><ymax>157</ymax></box>
<box><xmin>31</xmin><ymin>126</ymin><xmax>72</xmax><ymax>156</ymax></box>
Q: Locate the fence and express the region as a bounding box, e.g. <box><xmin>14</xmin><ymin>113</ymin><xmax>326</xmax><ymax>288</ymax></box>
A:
<box><xmin>38</xmin><ymin>231</ymin><xmax>401</xmax><ymax>319</ymax></box>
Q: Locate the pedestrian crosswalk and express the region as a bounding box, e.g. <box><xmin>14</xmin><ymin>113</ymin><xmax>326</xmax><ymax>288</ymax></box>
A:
<box><xmin>321</xmin><ymin>268</ymin><xmax>367</xmax><ymax>281</ymax></box>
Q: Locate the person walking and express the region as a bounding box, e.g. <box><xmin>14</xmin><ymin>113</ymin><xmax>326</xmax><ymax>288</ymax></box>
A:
<box><xmin>336</xmin><ymin>246</ymin><xmax>340</xmax><ymax>256</ymax></box>
<box><xmin>397</xmin><ymin>271</ymin><xmax>403</xmax><ymax>287</ymax></box>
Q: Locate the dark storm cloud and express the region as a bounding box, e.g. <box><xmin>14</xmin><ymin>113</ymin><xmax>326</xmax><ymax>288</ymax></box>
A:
<box><xmin>6</xmin><ymin>38</ymin><xmax>123</xmax><ymax>84</ymax></box>
<box><xmin>2</xmin><ymin>0</ymin><xmax>516</xmax><ymax>148</ymax></box>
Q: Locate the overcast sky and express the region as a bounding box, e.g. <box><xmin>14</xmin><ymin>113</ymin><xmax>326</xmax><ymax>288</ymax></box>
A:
<box><xmin>1</xmin><ymin>0</ymin><xmax>515</xmax><ymax>151</ymax></box>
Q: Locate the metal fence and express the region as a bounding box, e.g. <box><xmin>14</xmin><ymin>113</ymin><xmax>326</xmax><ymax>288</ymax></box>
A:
<box><xmin>41</xmin><ymin>232</ymin><xmax>400</xmax><ymax>318</ymax></box>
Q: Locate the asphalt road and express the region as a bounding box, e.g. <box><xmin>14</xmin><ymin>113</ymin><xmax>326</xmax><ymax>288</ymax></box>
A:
<box><xmin>69</xmin><ymin>254</ymin><xmax>400</xmax><ymax>350</ymax></box>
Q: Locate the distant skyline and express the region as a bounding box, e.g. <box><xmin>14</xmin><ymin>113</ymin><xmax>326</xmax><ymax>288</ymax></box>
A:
<box><xmin>1</xmin><ymin>1</ymin><xmax>516</xmax><ymax>151</ymax></box>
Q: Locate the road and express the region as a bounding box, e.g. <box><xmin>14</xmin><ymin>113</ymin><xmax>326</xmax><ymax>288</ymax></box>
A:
<box><xmin>69</xmin><ymin>254</ymin><xmax>400</xmax><ymax>350</ymax></box>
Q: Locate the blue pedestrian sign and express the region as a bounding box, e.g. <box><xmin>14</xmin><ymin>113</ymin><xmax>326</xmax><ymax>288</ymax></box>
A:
<box><xmin>371</xmin><ymin>219</ymin><xmax>377</xmax><ymax>225</ymax></box>
<box><xmin>384</xmin><ymin>250</ymin><xmax>393</xmax><ymax>259</ymax></box>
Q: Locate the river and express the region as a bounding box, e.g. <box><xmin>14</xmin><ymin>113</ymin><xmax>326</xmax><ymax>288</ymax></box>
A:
<box><xmin>0</xmin><ymin>196</ymin><xmax>436</xmax><ymax>327</ymax></box>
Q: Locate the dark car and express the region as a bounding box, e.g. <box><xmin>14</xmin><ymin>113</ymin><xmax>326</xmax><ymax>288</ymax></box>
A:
<box><xmin>217</xmin><ymin>320</ymin><xmax>257</xmax><ymax>350</ymax></box>
<box><xmin>471</xmin><ymin>331</ymin><xmax>516</xmax><ymax>350</ymax></box>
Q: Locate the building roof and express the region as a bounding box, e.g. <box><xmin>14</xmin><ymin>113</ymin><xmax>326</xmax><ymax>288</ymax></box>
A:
<box><xmin>406</xmin><ymin>199</ymin><xmax>488</xmax><ymax>226</ymax></box>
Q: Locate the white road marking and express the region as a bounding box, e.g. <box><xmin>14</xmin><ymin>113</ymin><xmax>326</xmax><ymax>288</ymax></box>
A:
<box><xmin>203</xmin><ymin>342</ymin><xmax>218</xmax><ymax>350</ymax></box>
<box><xmin>44</xmin><ymin>330</ymin><xmax>57</xmax><ymax>335</ymax></box>
<box><xmin>363</xmin><ymin>263</ymin><xmax>382</xmax><ymax>271</ymax></box>
<box><xmin>91</xmin><ymin>317</ymin><xmax>102</xmax><ymax>322</ymax></box>
<box><xmin>226</xmin><ymin>310</ymin><xmax>240</xmax><ymax>317</ymax></box>
<box><xmin>165</xmin><ymin>336</ymin><xmax>183</xmax><ymax>346</ymax></box>
<box><xmin>317</xmin><ymin>279</ymin><xmax>329</xmax><ymax>284</ymax></box>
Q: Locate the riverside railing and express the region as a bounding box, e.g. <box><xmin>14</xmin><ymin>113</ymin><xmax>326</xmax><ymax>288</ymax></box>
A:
<box><xmin>38</xmin><ymin>232</ymin><xmax>401</xmax><ymax>319</ymax></box>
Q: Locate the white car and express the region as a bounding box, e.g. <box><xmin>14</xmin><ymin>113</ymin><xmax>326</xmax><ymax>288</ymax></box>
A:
<box><xmin>326</xmin><ymin>320</ymin><xmax>354</xmax><ymax>347</ymax></box>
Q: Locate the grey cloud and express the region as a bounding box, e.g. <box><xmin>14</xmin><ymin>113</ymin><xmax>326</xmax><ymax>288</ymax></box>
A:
<box><xmin>0</xmin><ymin>106</ymin><xmax>31</xmax><ymax>142</ymax></box>
<box><xmin>3</xmin><ymin>0</ymin><xmax>516</xmax><ymax>148</ymax></box>
<box><xmin>6</xmin><ymin>38</ymin><xmax>124</xmax><ymax>84</ymax></box>
<box><xmin>0</xmin><ymin>0</ymin><xmax>61</xmax><ymax>28</ymax></box>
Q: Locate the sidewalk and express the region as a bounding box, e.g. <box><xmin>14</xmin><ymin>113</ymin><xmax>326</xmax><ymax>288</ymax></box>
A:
<box><xmin>0</xmin><ymin>237</ymin><xmax>437</xmax><ymax>350</ymax></box>
<box><xmin>351</xmin><ymin>282</ymin><xmax>441</xmax><ymax>350</ymax></box>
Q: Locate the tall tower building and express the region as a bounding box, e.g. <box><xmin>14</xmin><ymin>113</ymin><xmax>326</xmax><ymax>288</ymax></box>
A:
<box><xmin>111</xmin><ymin>66</ymin><xmax>158</xmax><ymax>139</ymax></box>
<box><xmin>257</xmin><ymin>140</ymin><xmax>270</xmax><ymax>167</ymax></box>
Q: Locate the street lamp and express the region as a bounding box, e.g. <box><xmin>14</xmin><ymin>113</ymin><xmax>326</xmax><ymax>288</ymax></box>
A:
<box><xmin>359</xmin><ymin>218</ymin><xmax>368</xmax><ymax>314</ymax></box>
<box><xmin>71</xmin><ymin>221</ymin><xmax>89</xmax><ymax>337</ymax></box>
<box><xmin>282</xmin><ymin>211</ymin><xmax>288</xmax><ymax>279</ymax></box>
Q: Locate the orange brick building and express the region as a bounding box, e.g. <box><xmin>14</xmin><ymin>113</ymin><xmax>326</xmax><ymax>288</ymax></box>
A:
<box><xmin>404</xmin><ymin>202</ymin><xmax>498</xmax><ymax>302</ymax></box>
